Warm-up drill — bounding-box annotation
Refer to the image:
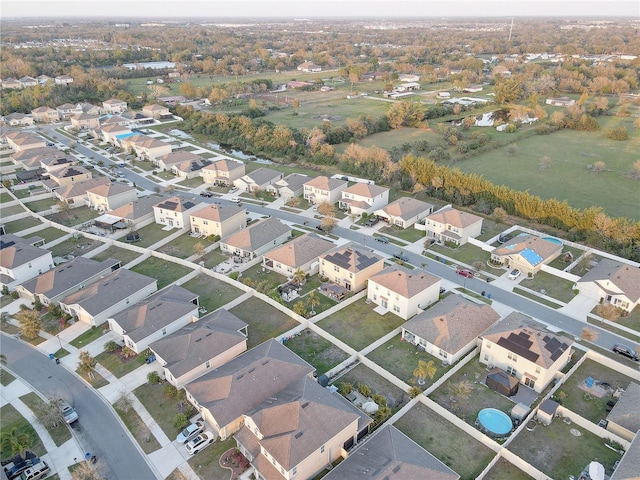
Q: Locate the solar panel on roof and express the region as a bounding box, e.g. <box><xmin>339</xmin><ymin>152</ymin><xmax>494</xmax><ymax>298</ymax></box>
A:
<box><xmin>161</xmin><ymin>201</ymin><xmax>178</xmax><ymax>209</ymax></box>
<box><xmin>497</xmin><ymin>337</ymin><xmax>539</xmax><ymax>363</ymax></box>
<box><xmin>327</xmin><ymin>250</ymin><xmax>353</xmax><ymax>269</ymax></box>
<box><xmin>184</xmin><ymin>201</ymin><xmax>196</xmax><ymax>209</ymax></box>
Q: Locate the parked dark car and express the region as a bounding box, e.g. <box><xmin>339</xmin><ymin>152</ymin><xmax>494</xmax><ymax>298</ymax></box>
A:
<box><xmin>200</xmin><ymin>191</ymin><xmax>214</xmax><ymax>197</ymax></box>
<box><xmin>393</xmin><ymin>252</ymin><xmax>409</xmax><ymax>262</ymax></box>
<box><xmin>374</xmin><ymin>236</ymin><xmax>389</xmax><ymax>244</ymax></box>
<box><xmin>365</xmin><ymin>217</ymin><xmax>379</xmax><ymax>227</ymax></box>
<box><xmin>612</xmin><ymin>343</ymin><xmax>639</xmax><ymax>361</ymax></box>
<box><xmin>3</xmin><ymin>458</ymin><xmax>42</xmax><ymax>480</ymax></box>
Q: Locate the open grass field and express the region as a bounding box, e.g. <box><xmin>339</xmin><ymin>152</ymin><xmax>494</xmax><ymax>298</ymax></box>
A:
<box><xmin>507</xmin><ymin>416</ymin><xmax>623</xmax><ymax>480</ymax></box>
<box><xmin>283</xmin><ymin>328</ymin><xmax>350</xmax><ymax>376</ymax></box>
<box><xmin>394</xmin><ymin>402</ymin><xmax>495</xmax><ymax>480</ymax></box>
<box><xmin>180</xmin><ymin>273</ymin><xmax>243</xmax><ymax>313</ymax></box>
<box><xmin>0</xmin><ymin>404</ymin><xmax>46</xmax><ymax>461</ymax></box>
<box><xmin>452</xmin><ymin>117</ymin><xmax>640</xmax><ymax>220</ymax></box>
<box><xmin>130</xmin><ymin>257</ymin><xmax>194</xmax><ymax>289</ymax></box>
<box><xmin>229</xmin><ymin>296</ymin><xmax>299</xmax><ymax>348</ymax></box>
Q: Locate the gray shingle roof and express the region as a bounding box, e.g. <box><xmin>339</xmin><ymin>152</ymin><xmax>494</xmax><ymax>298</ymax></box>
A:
<box><xmin>222</xmin><ymin>217</ymin><xmax>290</xmax><ymax>252</ymax></box>
<box><xmin>610</xmin><ymin>433</ymin><xmax>640</xmax><ymax>480</ymax></box>
<box><xmin>263</xmin><ymin>233</ymin><xmax>335</xmax><ymax>269</ymax></box>
<box><xmin>0</xmin><ymin>236</ymin><xmax>51</xmax><ymax>270</ymax></box>
<box><xmin>578</xmin><ymin>258</ymin><xmax>640</xmax><ymax>303</ymax></box>
<box><xmin>607</xmin><ymin>382</ymin><xmax>640</xmax><ymax>434</ymax></box>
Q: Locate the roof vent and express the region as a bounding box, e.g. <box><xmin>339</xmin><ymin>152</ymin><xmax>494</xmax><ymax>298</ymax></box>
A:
<box><xmin>301</xmin><ymin>402</ymin><xmax>309</xmax><ymax>408</ymax></box>
<box><xmin>236</xmin><ymin>374</ymin><xmax>244</xmax><ymax>380</ymax></box>
<box><xmin>248</xmin><ymin>367</ymin><xmax>255</xmax><ymax>374</ymax></box>
<box><xmin>195</xmin><ymin>338</ymin><xmax>201</xmax><ymax>342</ymax></box>
<box><xmin>294</xmin><ymin>432</ymin><xmax>303</xmax><ymax>439</ymax></box>
<box><xmin>392</xmin><ymin>465</ymin><xmax>401</xmax><ymax>473</ymax></box>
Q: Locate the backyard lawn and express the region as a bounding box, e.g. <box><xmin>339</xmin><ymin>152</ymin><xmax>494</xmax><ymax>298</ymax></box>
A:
<box><xmin>229</xmin><ymin>296</ymin><xmax>299</xmax><ymax>348</ymax></box>
<box><xmin>50</xmin><ymin>237</ymin><xmax>104</xmax><ymax>259</ymax></box>
<box><xmin>507</xmin><ymin>416</ymin><xmax>623</xmax><ymax>480</ymax></box>
<box><xmin>2</xmin><ymin>216</ymin><xmax>42</xmax><ymax>233</ymax></box>
<box><xmin>331</xmin><ymin>364</ymin><xmax>406</xmax><ymax>409</ymax></box>
<box><xmin>130</xmin><ymin>257</ymin><xmax>194</xmax><ymax>289</ymax></box>
<box><xmin>197</xmin><ymin>248</ymin><xmax>227</xmax><ymax>269</ymax></box>
<box><xmin>25</xmin><ymin>198</ymin><xmax>58</xmax><ymax>213</ymax></box>
<box><xmin>157</xmin><ymin>232</ymin><xmax>214</xmax><ymax>259</ymax></box>
<box><xmin>519</xmin><ymin>271</ymin><xmax>577</xmax><ymax>304</ymax></box>
<box><xmin>482</xmin><ymin>458</ymin><xmax>534</xmax><ymax>480</ymax></box>
<box><xmin>29</xmin><ymin>226</ymin><xmax>68</xmax><ymax>244</ymax></box>
<box><xmin>46</xmin><ymin>206</ymin><xmax>100</xmax><ymax>227</ymax></box>
<box><xmin>0</xmin><ymin>404</ymin><xmax>46</xmax><ymax>461</ymax></box>
<box><xmin>394</xmin><ymin>402</ymin><xmax>495</xmax><ymax>480</ymax></box>
<box><xmin>366</xmin><ymin>336</ymin><xmax>451</xmax><ymax>390</ymax></box>
<box><xmin>284</xmin><ymin>329</ymin><xmax>350</xmax><ymax>376</ymax></box>
<box><xmin>134</xmin><ymin>222</ymin><xmax>173</xmax><ymax>248</ymax></box>
<box><xmin>180</xmin><ymin>274</ymin><xmax>243</xmax><ymax>313</ymax></box>
<box><xmin>2</xmin><ymin>204</ymin><xmax>28</xmax><ymax>216</ymax></box>
<box><xmin>316</xmin><ymin>298</ymin><xmax>406</xmax><ymax>351</ymax></box>
<box><xmin>90</xmin><ymin>245</ymin><xmax>142</xmax><ymax>266</ymax></box>
<box><xmin>240</xmin><ymin>263</ymin><xmax>287</xmax><ymax>287</ymax></box>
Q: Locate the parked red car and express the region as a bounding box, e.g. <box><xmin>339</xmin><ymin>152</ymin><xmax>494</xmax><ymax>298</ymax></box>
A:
<box><xmin>456</xmin><ymin>269</ymin><xmax>474</xmax><ymax>278</ymax></box>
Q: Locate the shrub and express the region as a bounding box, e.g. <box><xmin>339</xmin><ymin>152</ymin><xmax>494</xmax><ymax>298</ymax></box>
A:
<box><xmin>408</xmin><ymin>386</ymin><xmax>422</xmax><ymax>398</ymax></box>
<box><xmin>358</xmin><ymin>383</ymin><xmax>371</xmax><ymax>398</ymax></box>
<box><xmin>121</xmin><ymin>346</ymin><xmax>137</xmax><ymax>359</ymax></box>
<box><xmin>147</xmin><ymin>371</ymin><xmax>160</xmax><ymax>384</ymax></box>
<box><xmin>104</xmin><ymin>340</ymin><xmax>119</xmax><ymax>353</ymax></box>
<box><xmin>339</xmin><ymin>382</ymin><xmax>353</xmax><ymax>395</ymax></box>
<box><xmin>164</xmin><ymin>383</ymin><xmax>178</xmax><ymax>398</ymax></box>
<box><xmin>10</xmin><ymin>291</ymin><xmax>19</xmax><ymax>299</ymax></box>
<box><xmin>228</xmin><ymin>271</ymin><xmax>240</xmax><ymax>280</ymax></box>
<box><xmin>173</xmin><ymin>413</ymin><xmax>189</xmax><ymax>430</ymax></box>
<box><xmin>605</xmin><ymin>126</ymin><xmax>629</xmax><ymax>140</ymax></box>
<box><xmin>2</xmin><ymin>285</ymin><xmax>9</xmax><ymax>295</ymax></box>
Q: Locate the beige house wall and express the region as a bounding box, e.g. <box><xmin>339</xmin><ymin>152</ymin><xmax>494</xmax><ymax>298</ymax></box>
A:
<box><xmin>190</xmin><ymin>211</ymin><xmax>246</xmax><ymax>239</ymax></box>
<box><xmin>319</xmin><ymin>258</ymin><xmax>384</xmax><ymax>293</ymax></box>
<box><xmin>52</xmin><ymin>172</ymin><xmax>92</xmax><ymax>187</ymax></box>
<box><xmin>367</xmin><ymin>281</ymin><xmax>439</xmax><ymax>320</ymax></box>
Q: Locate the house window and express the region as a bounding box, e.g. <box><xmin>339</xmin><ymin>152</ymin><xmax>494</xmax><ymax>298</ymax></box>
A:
<box><xmin>484</xmin><ymin>354</ymin><xmax>490</xmax><ymax>362</ymax></box>
<box><xmin>439</xmin><ymin>349</ymin><xmax>448</xmax><ymax>359</ymax></box>
<box><xmin>28</xmin><ymin>263</ymin><xmax>32</xmax><ymax>268</ymax></box>
<box><xmin>508</xmin><ymin>352</ymin><xmax>518</xmax><ymax>362</ymax></box>
<box><xmin>292</xmin><ymin>467</ymin><xmax>297</xmax><ymax>476</ymax></box>
<box><xmin>393</xmin><ymin>305</ymin><xmax>400</xmax><ymax>313</ymax></box>
<box><xmin>506</xmin><ymin>366</ymin><xmax>517</xmax><ymax>376</ymax></box>
<box><xmin>205</xmin><ymin>361</ymin><xmax>211</xmax><ymax>369</ymax></box>
<box><xmin>162</xmin><ymin>328</ymin><xmax>167</xmax><ymax>335</ymax></box>
<box><xmin>334</xmin><ymin>265</ymin><xmax>339</xmax><ymax>272</ymax></box>
<box><xmin>535</xmin><ymin>367</ymin><xmax>541</xmax><ymax>374</ymax></box>
<box><xmin>524</xmin><ymin>377</ymin><xmax>535</xmax><ymax>389</ymax></box>
<box><xmin>320</xmin><ymin>445</ymin><xmax>325</xmax><ymax>453</ymax></box>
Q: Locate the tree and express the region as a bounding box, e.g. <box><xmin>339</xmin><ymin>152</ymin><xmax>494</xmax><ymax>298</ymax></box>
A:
<box><xmin>56</xmin><ymin>199</ymin><xmax>71</xmax><ymax>218</ymax></box>
<box><xmin>292</xmin><ymin>301</ymin><xmax>307</xmax><ymax>318</ymax></box>
<box><xmin>292</xmin><ymin>268</ymin><xmax>307</xmax><ymax>286</ymax></box>
<box><xmin>449</xmin><ymin>380</ymin><xmax>473</xmax><ymax>401</ymax></box>
<box><xmin>339</xmin><ymin>382</ymin><xmax>353</xmax><ymax>395</ymax></box>
<box><xmin>591</xmin><ymin>161</ymin><xmax>606</xmax><ymax>174</ymax></box>
<box><xmin>193</xmin><ymin>242</ymin><xmax>205</xmax><ymax>259</ymax></box>
<box><xmin>408</xmin><ymin>386</ymin><xmax>422</xmax><ymax>398</ymax></box>
<box><xmin>292</xmin><ymin>99</ymin><xmax>300</xmax><ymax>115</ymax></box>
<box><xmin>539</xmin><ymin>155</ymin><xmax>552</xmax><ymax>170</ymax></box>
<box><xmin>306</xmin><ymin>291</ymin><xmax>320</xmax><ymax>315</ymax></box>
<box><xmin>15</xmin><ymin>308</ymin><xmax>42</xmax><ymax>339</ymax></box>
<box><xmin>114</xmin><ymin>391</ymin><xmax>134</xmax><ymax>413</ymax></box>
<box><xmin>70</xmin><ymin>459</ymin><xmax>107</xmax><ymax>480</ymax></box>
<box><xmin>412</xmin><ymin>359</ymin><xmax>437</xmax><ymax>385</ymax></box>
<box><xmin>320</xmin><ymin>216</ymin><xmax>337</xmax><ymax>232</ymax></box>
<box><xmin>316</xmin><ymin>201</ymin><xmax>335</xmax><ymax>217</ymax></box>
<box><xmin>78</xmin><ymin>351</ymin><xmax>97</xmax><ymax>380</ymax></box>
<box><xmin>1</xmin><ymin>427</ymin><xmax>32</xmax><ymax>457</ymax></box>
<box><xmin>35</xmin><ymin>397</ymin><xmax>65</xmax><ymax>429</ymax></box>
<box><xmin>580</xmin><ymin>327</ymin><xmax>599</xmax><ymax>342</ymax></box>
<box><xmin>595</xmin><ymin>303</ymin><xmax>621</xmax><ymax>323</ymax></box>
<box><xmin>358</xmin><ymin>383</ymin><xmax>371</xmax><ymax>397</ymax></box>
<box><xmin>494</xmin><ymin>78</ymin><xmax>524</xmax><ymax>104</ymax></box>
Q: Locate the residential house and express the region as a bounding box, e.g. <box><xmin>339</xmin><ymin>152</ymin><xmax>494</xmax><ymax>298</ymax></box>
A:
<box><xmin>462</xmin><ymin>84</ymin><xmax>483</xmax><ymax>93</ymax></box>
<box><xmin>184</xmin><ymin>339</ymin><xmax>315</xmax><ymax>440</ymax></box>
<box><xmin>5</xmin><ymin>131</ymin><xmax>46</xmax><ymax>152</ymax></box>
<box><xmin>142</xmin><ymin>104</ymin><xmax>171</xmax><ymax>119</ymax></box>
<box><xmin>60</xmin><ymin>268</ymin><xmax>157</xmax><ymax>326</ymax></box>
<box><xmin>545</xmin><ymin>96</ymin><xmax>576</xmax><ymax>107</ymax></box>
<box><xmin>95</xmin><ymin>124</ymin><xmax>131</xmax><ymax>144</ymax></box>
<box><xmin>1</xmin><ymin>78</ymin><xmax>22</xmax><ymax>90</ymax></box>
<box><xmin>374</xmin><ymin>197</ymin><xmax>434</xmax><ymax>229</ymax></box>
<box><xmin>367</xmin><ymin>266</ymin><xmax>441</xmax><ymax>320</ymax></box>
<box><xmin>36</xmin><ymin>75</ymin><xmax>52</xmax><ymax>85</ymax></box>
<box><xmin>120</xmin><ymin>110</ymin><xmax>153</xmax><ymax>125</ymax></box>
<box><xmin>56</xmin><ymin>103</ymin><xmax>82</xmax><ymax>120</ymax></box>
<box><xmin>31</xmin><ymin>107</ymin><xmax>59</xmax><ymax>123</ymax></box>
<box><xmin>402</xmin><ymin>294</ymin><xmax>501</xmax><ymax>365</ymax></box>
<box><xmin>47</xmin><ymin>165</ymin><xmax>92</xmax><ymax>187</ymax></box>
<box><xmin>606</xmin><ymin>382</ymin><xmax>640</xmax><ymax>442</ymax></box>
<box><xmin>319</xmin><ymin>244</ymin><xmax>385</xmax><ymax>293</ymax></box>
<box><xmin>297</xmin><ymin>61</ymin><xmax>322</xmax><ymax>72</ymax></box>
<box><xmin>491</xmin><ymin>234</ymin><xmax>563</xmax><ymax>276</ymax></box>
<box><xmin>87</xmin><ymin>182</ymin><xmax>137</xmax><ymax>212</ymax></box>
<box><xmin>11</xmin><ymin>147</ymin><xmax>68</xmax><ymax>171</ymax></box>
<box><xmin>574</xmin><ymin>258</ymin><xmax>640</xmax><ymax>313</ymax></box>
<box><xmin>396</xmin><ymin>82</ymin><xmax>421</xmax><ymax>92</ymax></box>
<box><xmin>398</xmin><ymin>74</ymin><xmax>421</xmax><ymax>82</ymax></box>
<box><xmin>265</xmin><ymin>173</ymin><xmax>308</xmax><ymax>201</ymax></box>
<box><xmin>99</xmin><ymin>114</ymin><xmax>130</xmax><ymax>127</ymax></box>
<box><xmin>610</xmin><ymin>434</ymin><xmax>640</xmax><ymax>480</ymax></box>
<box><xmin>339</xmin><ymin>183</ymin><xmax>389</xmax><ymax>216</ymax></box>
<box><xmin>171</xmin><ymin>157</ymin><xmax>213</xmax><ymax>179</ymax></box>
<box><xmin>424</xmin><ymin>206</ymin><xmax>483</xmax><ymax>246</ymax></box>
<box><xmin>262</xmin><ymin>234</ymin><xmax>335</xmax><ymax>277</ymax></box>
<box><xmin>155</xmin><ymin>151</ymin><xmax>201</xmax><ymax>171</ymax></box>
<box><xmin>150</xmin><ymin>309</ymin><xmax>248</xmax><ymax>387</ymax></box>
<box><xmin>70</xmin><ymin>113</ymin><xmax>100</xmax><ymax>130</ymax></box>
<box><xmin>234</xmin><ymin>168</ymin><xmax>283</xmax><ymax>193</ymax></box>
<box><xmin>39</xmin><ymin>154</ymin><xmax>75</xmax><ymax>173</ymax></box>
<box><xmin>121</xmin><ymin>134</ymin><xmax>172</xmax><ymax>160</ymax></box>
<box><xmin>54</xmin><ymin>75</ymin><xmax>74</xmax><ymax>85</ymax></box>
<box><xmin>0</xmin><ymin>234</ymin><xmax>54</xmax><ymax>290</ymax></box>
<box><xmin>19</xmin><ymin>76</ymin><xmax>37</xmax><ymax>88</ymax></box>
<box><xmin>102</xmin><ymin>98</ymin><xmax>128</xmax><ymax>114</ymax></box>
<box><xmin>235</xmin><ymin>376</ymin><xmax>371</xmax><ymax>480</ymax></box>
<box><xmin>479</xmin><ymin>312</ymin><xmax>572</xmax><ymax>393</ymax></box>
<box><xmin>108</xmin><ymin>285</ymin><xmax>199</xmax><ymax>353</ymax></box>
<box><xmin>16</xmin><ymin>257</ymin><xmax>120</xmax><ymax>305</ymax></box>
<box><xmin>303</xmin><ymin>176</ymin><xmax>348</xmax><ymax>206</ymax></box>
<box><xmin>153</xmin><ymin>196</ymin><xmax>200</xmax><ymax>229</ymax></box>
<box><xmin>220</xmin><ymin>217</ymin><xmax>291</xmax><ymax>259</ymax></box>
<box><xmin>52</xmin><ymin>177</ymin><xmax>111</xmax><ymax>207</ymax></box>
<box><xmin>5</xmin><ymin>113</ymin><xmax>34</xmax><ymax>127</ymax></box>
<box><xmin>324</xmin><ymin>425</ymin><xmax>459</xmax><ymax>480</ymax></box>
<box><xmin>80</xmin><ymin>103</ymin><xmax>102</xmax><ymax>116</ymax></box>
<box><xmin>189</xmin><ymin>204</ymin><xmax>246</xmax><ymax>239</ymax></box>
<box><xmin>201</xmin><ymin>158</ymin><xmax>246</xmax><ymax>186</ymax></box>
<box><xmin>107</xmin><ymin>195</ymin><xmax>160</xmax><ymax>227</ymax></box>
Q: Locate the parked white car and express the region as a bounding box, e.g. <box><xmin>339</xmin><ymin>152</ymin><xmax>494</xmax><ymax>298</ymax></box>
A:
<box><xmin>508</xmin><ymin>269</ymin><xmax>521</xmax><ymax>280</ymax></box>
<box><xmin>185</xmin><ymin>431</ymin><xmax>215</xmax><ymax>454</ymax></box>
<box><xmin>61</xmin><ymin>402</ymin><xmax>78</xmax><ymax>424</ymax></box>
<box><xmin>176</xmin><ymin>420</ymin><xmax>204</xmax><ymax>444</ymax></box>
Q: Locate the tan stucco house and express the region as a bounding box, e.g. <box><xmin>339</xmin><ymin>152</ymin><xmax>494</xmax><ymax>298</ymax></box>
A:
<box><xmin>424</xmin><ymin>206</ymin><xmax>483</xmax><ymax>246</ymax></box>
<box><xmin>220</xmin><ymin>217</ymin><xmax>291</xmax><ymax>259</ymax></box>
<box><xmin>491</xmin><ymin>234</ymin><xmax>563</xmax><ymax>276</ymax></box>
<box><xmin>319</xmin><ymin>244</ymin><xmax>384</xmax><ymax>293</ymax></box>
<box><xmin>189</xmin><ymin>204</ymin><xmax>247</xmax><ymax>239</ymax></box>
<box><xmin>87</xmin><ymin>182</ymin><xmax>137</xmax><ymax>212</ymax></box>
<box><xmin>575</xmin><ymin>258</ymin><xmax>640</xmax><ymax>314</ymax></box>
<box><xmin>153</xmin><ymin>197</ymin><xmax>200</xmax><ymax>229</ymax></box>
<box><xmin>102</xmin><ymin>98</ymin><xmax>128</xmax><ymax>114</ymax></box>
<box><xmin>200</xmin><ymin>158</ymin><xmax>246</xmax><ymax>186</ymax></box>
<box><xmin>303</xmin><ymin>176</ymin><xmax>347</xmax><ymax>206</ymax></box>
<box><xmin>262</xmin><ymin>234</ymin><xmax>335</xmax><ymax>278</ymax></box>
<box><xmin>265</xmin><ymin>173</ymin><xmax>309</xmax><ymax>201</ymax></box>
<box><xmin>374</xmin><ymin>197</ymin><xmax>434</xmax><ymax>229</ymax></box>
<box><xmin>234</xmin><ymin>168</ymin><xmax>283</xmax><ymax>192</ymax></box>
<box><xmin>339</xmin><ymin>183</ymin><xmax>389</xmax><ymax>216</ymax></box>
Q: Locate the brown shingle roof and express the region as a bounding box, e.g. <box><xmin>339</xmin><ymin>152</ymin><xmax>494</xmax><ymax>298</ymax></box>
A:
<box><xmin>303</xmin><ymin>175</ymin><xmax>347</xmax><ymax>191</ymax></box>
<box><xmin>87</xmin><ymin>182</ymin><xmax>135</xmax><ymax>198</ymax></box>
<box><xmin>190</xmin><ymin>203</ymin><xmax>244</xmax><ymax>222</ymax></box>
<box><xmin>157</xmin><ymin>150</ymin><xmax>200</xmax><ymax>165</ymax></box>
<box><xmin>263</xmin><ymin>234</ymin><xmax>334</xmax><ymax>269</ymax></box>
<box><xmin>56</xmin><ymin>177</ymin><xmax>111</xmax><ymax>199</ymax></box>
<box><xmin>579</xmin><ymin>258</ymin><xmax>640</xmax><ymax>303</ymax></box>
<box><xmin>370</xmin><ymin>265</ymin><xmax>439</xmax><ymax>299</ymax></box>
<box><xmin>342</xmin><ymin>182</ymin><xmax>388</xmax><ymax>198</ymax></box>
<box><xmin>426</xmin><ymin>206</ymin><xmax>482</xmax><ymax>229</ymax></box>
<box><xmin>378</xmin><ymin>197</ymin><xmax>433</xmax><ymax>221</ymax></box>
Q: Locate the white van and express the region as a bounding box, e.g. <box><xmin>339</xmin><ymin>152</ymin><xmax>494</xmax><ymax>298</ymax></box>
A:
<box><xmin>231</xmin><ymin>197</ymin><xmax>241</xmax><ymax>203</ymax></box>
<box><xmin>18</xmin><ymin>461</ymin><xmax>50</xmax><ymax>480</ymax></box>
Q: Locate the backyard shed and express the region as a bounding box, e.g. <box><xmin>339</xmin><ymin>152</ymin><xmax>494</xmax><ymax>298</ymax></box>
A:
<box><xmin>510</xmin><ymin>402</ymin><xmax>531</xmax><ymax>422</ymax></box>
<box><xmin>536</xmin><ymin>399</ymin><xmax>560</xmax><ymax>426</ymax></box>
<box><xmin>486</xmin><ymin>370</ymin><xmax>519</xmax><ymax>397</ymax></box>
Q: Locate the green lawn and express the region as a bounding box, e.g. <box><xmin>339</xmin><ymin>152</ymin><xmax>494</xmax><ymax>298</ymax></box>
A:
<box><xmin>69</xmin><ymin>326</ymin><xmax>107</xmax><ymax>349</ymax></box>
<box><xmin>25</xmin><ymin>198</ymin><xmax>58</xmax><ymax>213</ymax></box>
<box><xmin>482</xmin><ymin>458</ymin><xmax>534</xmax><ymax>480</ymax></box>
<box><xmin>1</xmin><ymin>204</ymin><xmax>27</xmax><ymax>216</ymax></box>
<box><xmin>114</xmin><ymin>404</ymin><xmax>162</xmax><ymax>454</ymax></box>
<box><xmin>553</xmin><ymin>358</ymin><xmax>635</xmax><ymax>424</ymax></box>
<box><xmin>0</xmin><ymin>404</ymin><xmax>46</xmax><ymax>461</ymax></box>
<box><xmin>130</xmin><ymin>257</ymin><xmax>194</xmax><ymax>289</ymax></box>
<box><xmin>547</xmin><ymin>245</ymin><xmax>585</xmax><ymax>270</ymax></box>
<box><xmin>2</xmin><ymin>216</ymin><xmax>42</xmax><ymax>233</ymax></box>
<box><xmin>187</xmin><ymin>436</ymin><xmax>239</xmax><ymax>480</ymax></box>
<box><xmin>366</xmin><ymin>336</ymin><xmax>451</xmax><ymax>390</ymax></box>
<box><xmin>452</xmin><ymin>119</ymin><xmax>640</xmax><ymax>221</ymax></box>
<box><xmin>617</xmin><ymin>305</ymin><xmax>640</xmax><ymax>333</ymax></box>
<box><xmin>378</xmin><ymin>223</ymin><xmax>424</xmax><ymax>243</ymax></box>
<box><xmin>50</xmin><ymin>237</ymin><xmax>104</xmax><ymax>259</ymax></box>
<box><xmin>19</xmin><ymin>392</ymin><xmax>72</xmax><ymax>447</ymax></box>
<box><xmin>180</xmin><ymin>274</ymin><xmax>243</xmax><ymax>313</ymax></box>
<box><xmin>94</xmin><ymin>348</ymin><xmax>148</xmax><ymax>379</ymax></box>
<box><xmin>134</xmin><ymin>222</ymin><xmax>172</xmax><ymax>248</ymax></box>
<box><xmin>513</xmin><ymin>287</ymin><xmax>563</xmax><ymax>309</ymax></box>
<box><xmin>316</xmin><ymin>298</ymin><xmax>406</xmax><ymax>351</ymax></box>
<box><xmin>229</xmin><ymin>296</ymin><xmax>299</xmax><ymax>348</ymax></box>
<box><xmin>429</xmin><ymin>242</ymin><xmax>490</xmax><ymax>268</ymax></box>
<box><xmin>519</xmin><ymin>271</ymin><xmax>577</xmax><ymax>304</ymax></box>
<box><xmin>134</xmin><ymin>382</ymin><xmax>198</xmax><ymax>440</ymax></box>
<box><xmin>507</xmin><ymin>415</ymin><xmax>623</xmax><ymax>480</ymax></box>
<box><xmin>157</xmin><ymin>232</ymin><xmax>215</xmax><ymax>259</ymax></box>
<box><xmin>30</xmin><ymin>226</ymin><xmax>68</xmax><ymax>244</ymax></box>
<box><xmin>0</xmin><ymin>191</ymin><xmax>13</xmax><ymax>202</ymax></box>
<box><xmin>177</xmin><ymin>176</ymin><xmax>205</xmax><ymax>188</ymax></box>
<box><xmin>12</xmin><ymin>189</ymin><xmax>32</xmax><ymax>200</ymax></box>
<box><xmin>240</xmin><ymin>263</ymin><xmax>287</xmax><ymax>290</ymax></box>
<box><xmin>91</xmin><ymin>246</ymin><xmax>142</xmax><ymax>265</ymax></box>
<box><xmin>394</xmin><ymin>403</ymin><xmax>495</xmax><ymax>480</ymax></box>
<box><xmin>331</xmin><ymin>363</ymin><xmax>406</xmax><ymax>407</ymax></box>
<box><xmin>46</xmin><ymin>206</ymin><xmax>100</xmax><ymax>227</ymax></box>
<box><xmin>198</xmin><ymin>248</ymin><xmax>228</xmax><ymax>269</ymax></box>
<box><xmin>283</xmin><ymin>328</ymin><xmax>350</xmax><ymax>376</ymax></box>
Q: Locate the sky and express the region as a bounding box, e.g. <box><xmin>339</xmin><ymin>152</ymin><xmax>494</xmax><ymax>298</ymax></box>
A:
<box><xmin>2</xmin><ymin>0</ymin><xmax>639</xmax><ymax>18</ymax></box>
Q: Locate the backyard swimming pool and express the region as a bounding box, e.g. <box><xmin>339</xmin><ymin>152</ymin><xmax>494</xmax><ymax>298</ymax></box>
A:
<box><xmin>478</xmin><ymin>408</ymin><xmax>513</xmax><ymax>437</ymax></box>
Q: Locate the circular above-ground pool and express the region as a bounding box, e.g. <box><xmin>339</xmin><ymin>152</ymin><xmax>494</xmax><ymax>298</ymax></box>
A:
<box><xmin>478</xmin><ymin>408</ymin><xmax>513</xmax><ymax>437</ymax></box>
<box><xmin>543</xmin><ymin>237</ymin><xmax>563</xmax><ymax>245</ymax></box>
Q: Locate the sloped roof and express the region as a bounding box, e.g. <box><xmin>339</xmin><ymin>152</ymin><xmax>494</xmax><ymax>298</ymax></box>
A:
<box><xmin>87</xmin><ymin>182</ymin><xmax>136</xmax><ymax>198</ymax></box>
<box><xmin>0</xmin><ymin>237</ymin><xmax>51</xmax><ymax>270</ymax></box>
<box><xmin>426</xmin><ymin>206</ymin><xmax>482</xmax><ymax>229</ymax></box>
<box><xmin>263</xmin><ymin>234</ymin><xmax>335</xmax><ymax>269</ymax></box>
<box><xmin>403</xmin><ymin>294</ymin><xmax>500</xmax><ymax>355</ymax></box>
<box><xmin>492</xmin><ymin>234</ymin><xmax>563</xmax><ymax>267</ymax></box>
<box><xmin>578</xmin><ymin>258</ymin><xmax>640</xmax><ymax>303</ymax></box>
<box><xmin>276</xmin><ymin>173</ymin><xmax>308</xmax><ymax>192</ymax></box>
<box><xmin>190</xmin><ymin>203</ymin><xmax>244</xmax><ymax>222</ymax></box>
<box><xmin>202</xmin><ymin>159</ymin><xmax>244</xmax><ymax>173</ymax></box>
<box><xmin>185</xmin><ymin>339</ymin><xmax>314</xmax><ymax>428</ymax></box>
<box><xmin>50</xmin><ymin>165</ymin><xmax>91</xmax><ymax>180</ymax></box>
<box><xmin>607</xmin><ymin>382</ymin><xmax>640</xmax><ymax>433</ymax></box>
<box><xmin>110</xmin><ymin>285</ymin><xmax>199</xmax><ymax>342</ymax></box>
<box><xmin>610</xmin><ymin>434</ymin><xmax>640</xmax><ymax>480</ymax></box>
<box><xmin>56</xmin><ymin>177</ymin><xmax>111</xmax><ymax>199</ymax></box>
<box><xmin>150</xmin><ymin>309</ymin><xmax>247</xmax><ymax>378</ymax></box>
<box><xmin>377</xmin><ymin>197</ymin><xmax>433</xmax><ymax>221</ymax></box>
<box><xmin>19</xmin><ymin>257</ymin><xmax>120</xmax><ymax>299</ymax></box>
<box><xmin>369</xmin><ymin>265</ymin><xmax>439</xmax><ymax>299</ymax></box>
<box><xmin>154</xmin><ymin>196</ymin><xmax>197</xmax><ymax>213</ymax></box>
<box><xmin>320</xmin><ymin>245</ymin><xmax>383</xmax><ymax>273</ymax></box>
<box><xmin>342</xmin><ymin>182</ymin><xmax>388</xmax><ymax>198</ymax></box>
<box><xmin>157</xmin><ymin>150</ymin><xmax>200</xmax><ymax>165</ymax></box>
<box><xmin>244</xmin><ymin>167</ymin><xmax>281</xmax><ymax>185</ymax></box>
<box><xmin>303</xmin><ymin>175</ymin><xmax>347</xmax><ymax>192</ymax></box>
<box><xmin>324</xmin><ymin>424</ymin><xmax>460</xmax><ymax>480</ymax></box>
<box><xmin>107</xmin><ymin>195</ymin><xmax>159</xmax><ymax>222</ymax></box>
<box><xmin>481</xmin><ymin>312</ymin><xmax>571</xmax><ymax>368</ymax></box>
<box><xmin>222</xmin><ymin>217</ymin><xmax>290</xmax><ymax>252</ymax></box>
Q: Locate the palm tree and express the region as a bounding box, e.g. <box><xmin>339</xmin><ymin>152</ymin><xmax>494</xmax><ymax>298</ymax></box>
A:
<box><xmin>78</xmin><ymin>351</ymin><xmax>97</xmax><ymax>380</ymax></box>
<box><xmin>306</xmin><ymin>291</ymin><xmax>320</xmax><ymax>315</ymax></box>
<box><xmin>292</xmin><ymin>268</ymin><xmax>307</xmax><ymax>286</ymax></box>
<box><xmin>413</xmin><ymin>360</ymin><xmax>437</xmax><ymax>386</ymax></box>
<box><xmin>1</xmin><ymin>427</ymin><xmax>32</xmax><ymax>457</ymax></box>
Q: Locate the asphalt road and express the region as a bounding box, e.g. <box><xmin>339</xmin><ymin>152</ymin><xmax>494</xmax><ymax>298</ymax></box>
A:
<box><xmin>0</xmin><ymin>334</ymin><xmax>158</xmax><ymax>480</ymax></box>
